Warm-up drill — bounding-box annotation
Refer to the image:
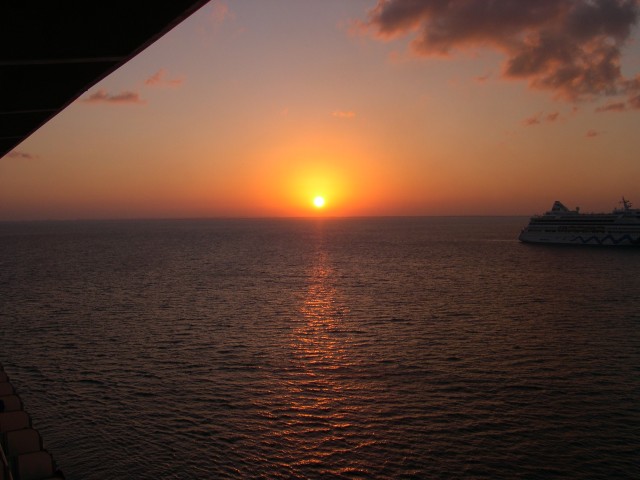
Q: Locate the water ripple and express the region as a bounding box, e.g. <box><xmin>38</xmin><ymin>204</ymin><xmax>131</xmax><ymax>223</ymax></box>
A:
<box><xmin>1</xmin><ymin>218</ymin><xmax>639</xmax><ymax>479</ymax></box>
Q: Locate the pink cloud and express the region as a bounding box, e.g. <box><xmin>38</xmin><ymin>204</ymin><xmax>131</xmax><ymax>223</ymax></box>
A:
<box><xmin>82</xmin><ymin>89</ymin><xmax>145</xmax><ymax>105</ymax></box>
<box><xmin>586</xmin><ymin>129</ymin><xmax>601</xmax><ymax>138</ymax></box>
<box><xmin>360</xmin><ymin>0</ymin><xmax>640</xmax><ymax>101</ymax></box>
<box><xmin>145</xmin><ymin>69</ymin><xmax>185</xmax><ymax>88</ymax></box>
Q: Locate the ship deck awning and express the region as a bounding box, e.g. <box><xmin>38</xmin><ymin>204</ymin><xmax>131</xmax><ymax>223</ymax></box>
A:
<box><xmin>1</xmin><ymin>0</ymin><xmax>210</xmax><ymax>159</ymax></box>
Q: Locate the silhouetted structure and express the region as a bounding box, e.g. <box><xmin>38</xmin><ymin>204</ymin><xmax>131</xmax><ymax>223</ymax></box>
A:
<box><xmin>0</xmin><ymin>0</ymin><xmax>210</xmax><ymax>159</ymax></box>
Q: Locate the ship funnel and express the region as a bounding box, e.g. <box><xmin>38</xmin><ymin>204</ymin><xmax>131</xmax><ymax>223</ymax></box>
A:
<box><xmin>551</xmin><ymin>201</ymin><xmax>570</xmax><ymax>212</ymax></box>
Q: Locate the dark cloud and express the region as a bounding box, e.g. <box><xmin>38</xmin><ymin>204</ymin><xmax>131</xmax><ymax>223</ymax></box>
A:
<box><xmin>361</xmin><ymin>0</ymin><xmax>640</xmax><ymax>101</ymax></box>
<box><xmin>82</xmin><ymin>89</ymin><xmax>146</xmax><ymax>105</ymax></box>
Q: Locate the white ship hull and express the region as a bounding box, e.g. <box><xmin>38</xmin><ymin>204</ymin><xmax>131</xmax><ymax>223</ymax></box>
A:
<box><xmin>519</xmin><ymin>230</ymin><xmax>640</xmax><ymax>246</ymax></box>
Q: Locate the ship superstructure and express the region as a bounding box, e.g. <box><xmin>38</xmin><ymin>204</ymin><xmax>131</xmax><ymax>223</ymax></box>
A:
<box><xmin>519</xmin><ymin>198</ymin><xmax>640</xmax><ymax>246</ymax></box>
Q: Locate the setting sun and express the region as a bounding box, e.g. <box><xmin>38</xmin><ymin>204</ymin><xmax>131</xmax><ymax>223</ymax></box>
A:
<box><xmin>313</xmin><ymin>196</ymin><xmax>326</xmax><ymax>208</ymax></box>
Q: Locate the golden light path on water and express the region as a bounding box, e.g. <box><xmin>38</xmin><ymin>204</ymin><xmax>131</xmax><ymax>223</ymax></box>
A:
<box><xmin>268</xmin><ymin>233</ymin><xmax>378</xmax><ymax>477</ymax></box>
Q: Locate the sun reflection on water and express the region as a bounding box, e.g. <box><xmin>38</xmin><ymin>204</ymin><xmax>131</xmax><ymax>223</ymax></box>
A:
<box><xmin>296</xmin><ymin>258</ymin><xmax>348</xmax><ymax>366</ymax></box>
<box><xmin>270</xmin><ymin>243</ymin><xmax>376</xmax><ymax>476</ymax></box>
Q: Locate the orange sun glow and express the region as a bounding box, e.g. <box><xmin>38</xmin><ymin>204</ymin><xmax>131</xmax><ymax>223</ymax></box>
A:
<box><xmin>313</xmin><ymin>196</ymin><xmax>326</xmax><ymax>208</ymax></box>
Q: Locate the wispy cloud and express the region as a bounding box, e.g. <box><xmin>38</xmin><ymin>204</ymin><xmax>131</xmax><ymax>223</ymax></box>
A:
<box><xmin>332</xmin><ymin>110</ymin><xmax>356</xmax><ymax>119</ymax></box>
<box><xmin>82</xmin><ymin>89</ymin><xmax>146</xmax><ymax>105</ymax></box>
<box><xmin>474</xmin><ymin>72</ymin><xmax>492</xmax><ymax>83</ymax></box>
<box><xmin>145</xmin><ymin>69</ymin><xmax>185</xmax><ymax>88</ymax></box>
<box><xmin>359</xmin><ymin>0</ymin><xmax>640</xmax><ymax>102</ymax></box>
<box><xmin>596</xmin><ymin>101</ymin><xmax>627</xmax><ymax>112</ymax></box>
<box><xmin>82</xmin><ymin>69</ymin><xmax>184</xmax><ymax>107</ymax></box>
<box><xmin>594</xmin><ymin>73</ymin><xmax>640</xmax><ymax>111</ymax></box>
<box><xmin>586</xmin><ymin>129</ymin><xmax>601</xmax><ymax>138</ymax></box>
<box><xmin>545</xmin><ymin>112</ymin><xmax>560</xmax><ymax>122</ymax></box>
<box><xmin>522</xmin><ymin>111</ymin><xmax>560</xmax><ymax>126</ymax></box>
<box><xmin>211</xmin><ymin>0</ymin><xmax>231</xmax><ymax>24</ymax></box>
<box><xmin>5</xmin><ymin>150</ymin><xmax>37</xmax><ymax>160</ymax></box>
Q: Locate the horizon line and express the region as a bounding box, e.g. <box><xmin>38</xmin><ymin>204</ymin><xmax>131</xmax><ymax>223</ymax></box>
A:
<box><xmin>0</xmin><ymin>214</ymin><xmax>532</xmax><ymax>223</ymax></box>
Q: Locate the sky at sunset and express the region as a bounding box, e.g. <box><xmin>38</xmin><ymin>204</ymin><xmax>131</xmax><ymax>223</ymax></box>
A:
<box><xmin>2</xmin><ymin>0</ymin><xmax>640</xmax><ymax>220</ymax></box>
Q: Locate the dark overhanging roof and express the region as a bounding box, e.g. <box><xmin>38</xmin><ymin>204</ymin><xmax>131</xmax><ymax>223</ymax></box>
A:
<box><xmin>1</xmin><ymin>0</ymin><xmax>210</xmax><ymax>159</ymax></box>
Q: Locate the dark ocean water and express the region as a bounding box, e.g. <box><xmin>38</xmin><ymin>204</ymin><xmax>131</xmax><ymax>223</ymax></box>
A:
<box><xmin>1</xmin><ymin>217</ymin><xmax>639</xmax><ymax>479</ymax></box>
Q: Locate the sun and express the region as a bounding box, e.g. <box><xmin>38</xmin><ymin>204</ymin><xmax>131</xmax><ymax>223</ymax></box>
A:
<box><xmin>313</xmin><ymin>196</ymin><xmax>326</xmax><ymax>208</ymax></box>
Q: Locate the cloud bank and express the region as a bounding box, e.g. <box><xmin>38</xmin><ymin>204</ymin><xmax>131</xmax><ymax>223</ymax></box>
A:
<box><xmin>361</xmin><ymin>0</ymin><xmax>640</xmax><ymax>105</ymax></box>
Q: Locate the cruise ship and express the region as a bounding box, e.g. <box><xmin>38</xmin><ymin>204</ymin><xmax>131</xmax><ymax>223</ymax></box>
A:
<box><xmin>519</xmin><ymin>198</ymin><xmax>640</xmax><ymax>246</ymax></box>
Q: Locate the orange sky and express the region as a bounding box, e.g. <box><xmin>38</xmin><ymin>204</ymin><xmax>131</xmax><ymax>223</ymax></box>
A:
<box><xmin>2</xmin><ymin>0</ymin><xmax>640</xmax><ymax>220</ymax></box>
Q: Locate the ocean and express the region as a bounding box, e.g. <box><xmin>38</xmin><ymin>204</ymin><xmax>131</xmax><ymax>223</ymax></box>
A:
<box><xmin>1</xmin><ymin>217</ymin><xmax>639</xmax><ymax>479</ymax></box>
